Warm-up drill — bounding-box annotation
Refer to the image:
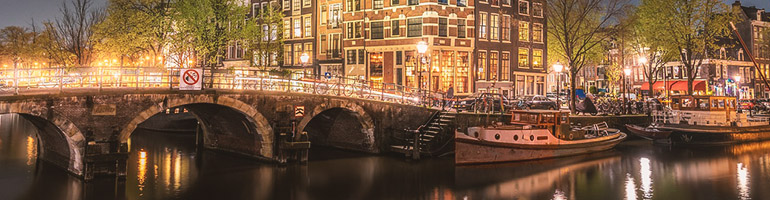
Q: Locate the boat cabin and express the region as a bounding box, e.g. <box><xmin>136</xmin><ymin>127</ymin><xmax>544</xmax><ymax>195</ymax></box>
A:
<box><xmin>670</xmin><ymin>95</ymin><xmax>736</xmax><ymax>111</ymax></box>
<box><xmin>510</xmin><ymin>110</ymin><xmax>575</xmax><ymax>139</ymax></box>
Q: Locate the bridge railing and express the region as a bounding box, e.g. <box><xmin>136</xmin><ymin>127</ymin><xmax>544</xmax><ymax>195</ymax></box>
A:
<box><xmin>0</xmin><ymin>67</ymin><xmax>446</xmax><ymax>106</ymax></box>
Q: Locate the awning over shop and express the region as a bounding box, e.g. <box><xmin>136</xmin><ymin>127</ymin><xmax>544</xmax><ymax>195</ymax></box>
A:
<box><xmin>670</xmin><ymin>81</ymin><xmax>706</xmax><ymax>91</ymax></box>
<box><xmin>641</xmin><ymin>81</ymin><xmax>671</xmax><ymax>91</ymax></box>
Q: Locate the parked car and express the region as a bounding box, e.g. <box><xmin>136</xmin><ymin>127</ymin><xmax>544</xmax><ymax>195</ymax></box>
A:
<box><xmin>454</xmin><ymin>93</ymin><xmax>512</xmax><ymax>112</ymax></box>
<box><xmin>516</xmin><ymin>95</ymin><xmax>559</xmax><ymax>110</ymax></box>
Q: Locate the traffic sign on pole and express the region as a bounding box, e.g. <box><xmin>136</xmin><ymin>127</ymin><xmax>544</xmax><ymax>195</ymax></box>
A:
<box><xmin>179</xmin><ymin>68</ymin><xmax>203</xmax><ymax>90</ymax></box>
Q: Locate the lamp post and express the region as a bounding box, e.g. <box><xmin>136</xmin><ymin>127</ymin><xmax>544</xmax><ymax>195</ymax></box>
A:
<box><xmin>624</xmin><ymin>68</ymin><xmax>632</xmax><ymax>114</ymax></box>
<box><xmin>638</xmin><ymin>56</ymin><xmax>648</xmax><ymax>97</ymax></box>
<box><xmin>553</xmin><ymin>62</ymin><xmax>564</xmax><ymax>109</ymax></box>
<box><xmin>416</xmin><ymin>41</ymin><xmax>428</xmax><ymax>99</ymax></box>
<box><xmin>300</xmin><ymin>53</ymin><xmax>309</xmax><ymax>79</ymax></box>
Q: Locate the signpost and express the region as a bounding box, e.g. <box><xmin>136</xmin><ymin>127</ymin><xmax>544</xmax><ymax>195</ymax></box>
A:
<box><xmin>294</xmin><ymin>106</ymin><xmax>305</xmax><ymax>117</ymax></box>
<box><xmin>179</xmin><ymin>68</ymin><xmax>203</xmax><ymax>90</ymax></box>
<box><xmin>324</xmin><ymin>72</ymin><xmax>332</xmax><ymax>79</ymax></box>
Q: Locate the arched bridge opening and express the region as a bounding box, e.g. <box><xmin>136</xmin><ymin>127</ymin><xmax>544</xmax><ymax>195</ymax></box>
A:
<box><xmin>299</xmin><ymin>106</ymin><xmax>376</xmax><ymax>155</ymax></box>
<box><xmin>0</xmin><ymin>113</ymin><xmax>85</xmax><ymax>176</ymax></box>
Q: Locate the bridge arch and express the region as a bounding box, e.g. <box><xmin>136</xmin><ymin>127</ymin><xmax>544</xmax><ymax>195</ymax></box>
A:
<box><xmin>0</xmin><ymin>104</ymin><xmax>86</xmax><ymax>176</ymax></box>
<box><xmin>120</xmin><ymin>96</ymin><xmax>274</xmax><ymax>159</ymax></box>
<box><xmin>297</xmin><ymin>102</ymin><xmax>376</xmax><ymax>152</ymax></box>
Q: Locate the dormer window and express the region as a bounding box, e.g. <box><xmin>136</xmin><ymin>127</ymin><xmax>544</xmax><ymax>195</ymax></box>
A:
<box><xmin>720</xmin><ymin>47</ymin><xmax>726</xmax><ymax>59</ymax></box>
<box><xmin>738</xmin><ymin>49</ymin><xmax>744</xmax><ymax>61</ymax></box>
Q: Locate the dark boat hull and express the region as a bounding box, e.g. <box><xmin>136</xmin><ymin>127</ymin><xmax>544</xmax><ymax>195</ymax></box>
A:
<box><xmin>625</xmin><ymin>124</ymin><xmax>672</xmax><ymax>140</ymax></box>
<box><xmin>658</xmin><ymin>124</ymin><xmax>770</xmax><ymax>146</ymax></box>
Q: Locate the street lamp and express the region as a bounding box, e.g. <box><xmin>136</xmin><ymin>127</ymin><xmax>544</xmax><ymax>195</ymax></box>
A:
<box><xmin>416</xmin><ymin>41</ymin><xmax>428</xmax><ymax>97</ymax></box>
<box><xmin>553</xmin><ymin>61</ymin><xmax>564</xmax><ymax>109</ymax></box>
<box><xmin>624</xmin><ymin>68</ymin><xmax>632</xmax><ymax>114</ymax></box>
<box><xmin>300</xmin><ymin>53</ymin><xmax>309</xmax><ymax>78</ymax></box>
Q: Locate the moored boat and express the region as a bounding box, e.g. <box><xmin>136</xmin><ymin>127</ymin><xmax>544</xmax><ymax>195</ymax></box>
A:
<box><xmin>625</xmin><ymin>124</ymin><xmax>672</xmax><ymax>140</ymax></box>
<box><xmin>653</xmin><ymin>95</ymin><xmax>770</xmax><ymax>146</ymax></box>
<box><xmin>455</xmin><ymin>110</ymin><xmax>627</xmax><ymax>164</ymax></box>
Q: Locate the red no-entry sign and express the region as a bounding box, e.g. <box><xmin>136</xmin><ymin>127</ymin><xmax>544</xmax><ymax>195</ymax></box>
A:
<box><xmin>180</xmin><ymin>68</ymin><xmax>202</xmax><ymax>90</ymax></box>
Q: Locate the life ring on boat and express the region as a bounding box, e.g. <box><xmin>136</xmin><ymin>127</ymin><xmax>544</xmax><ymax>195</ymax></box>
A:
<box><xmin>569</xmin><ymin>134</ymin><xmax>574</xmax><ymax>140</ymax></box>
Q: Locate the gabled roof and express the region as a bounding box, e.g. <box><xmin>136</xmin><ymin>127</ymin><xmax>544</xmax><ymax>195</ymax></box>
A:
<box><xmin>734</xmin><ymin>1</ymin><xmax>770</xmax><ymax>21</ymax></box>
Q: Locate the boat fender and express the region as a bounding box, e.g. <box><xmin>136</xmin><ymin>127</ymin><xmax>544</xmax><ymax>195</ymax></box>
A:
<box><xmin>495</xmin><ymin>134</ymin><xmax>500</xmax><ymax>140</ymax></box>
<box><xmin>530</xmin><ymin>135</ymin><xmax>535</xmax><ymax>141</ymax></box>
<box><xmin>569</xmin><ymin>134</ymin><xmax>574</xmax><ymax>140</ymax></box>
<box><xmin>514</xmin><ymin>135</ymin><xmax>519</xmax><ymax>141</ymax></box>
<box><xmin>474</xmin><ymin>132</ymin><xmax>479</xmax><ymax>138</ymax></box>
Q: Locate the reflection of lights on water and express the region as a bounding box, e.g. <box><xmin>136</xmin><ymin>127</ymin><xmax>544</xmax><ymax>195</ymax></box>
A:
<box><xmin>639</xmin><ymin>158</ymin><xmax>653</xmax><ymax>199</ymax></box>
<box><xmin>163</xmin><ymin>148</ymin><xmax>171</xmax><ymax>190</ymax></box>
<box><xmin>26</xmin><ymin>136</ymin><xmax>37</xmax><ymax>166</ymax></box>
<box><xmin>552</xmin><ymin>189</ymin><xmax>567</xmax><ymax>200</ymax></box>
<box><xmin>737</xmin><ymin>163</ymin><xmax>750</xmax><ymax>200</ymax></box>
<box><xmin>137</xmin><ymin>150</ymin><xmax>147</xmax><ymax>196</ymax></box>
<box><xmin>625</xmin><ymin>173</ymin><xmax>637</xmax><ymax>200</ymax></box>
<box><xmin>174</xmin><ymin>150</ymin><xmax>182</xmax><ymax>192</ymax></box>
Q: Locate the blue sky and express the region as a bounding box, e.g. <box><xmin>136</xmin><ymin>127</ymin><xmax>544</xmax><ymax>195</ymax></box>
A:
<box><xmin>0</xmin><ymin>0</ymin><xmax>768</xmax><ymax>28</ymax></box>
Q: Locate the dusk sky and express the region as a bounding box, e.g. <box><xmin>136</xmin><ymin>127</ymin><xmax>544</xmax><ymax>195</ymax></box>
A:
<box><xmin>0</xmin><ymin>0</ymin><xmax>768</xmax><ymax>28</ymax></box>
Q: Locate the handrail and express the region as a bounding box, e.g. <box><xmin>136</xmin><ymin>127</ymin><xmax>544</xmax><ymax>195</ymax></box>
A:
<box><xmin>0</xmin><ymin>66</ymin><xmax>446</xmax><ymax>107</ymax></box>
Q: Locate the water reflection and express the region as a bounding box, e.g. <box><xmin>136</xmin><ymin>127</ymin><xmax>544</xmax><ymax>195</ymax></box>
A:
<box><xmin>3</xmin><ymin>112</ymin><xmax>770</xmax><ymax>199</ymax></box>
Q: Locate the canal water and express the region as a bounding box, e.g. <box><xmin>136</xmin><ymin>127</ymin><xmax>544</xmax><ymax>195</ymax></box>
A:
<box><xmin>1</xmin><ymin>113</ymin><xmax>769</xmax><ymax>200</ymax></box>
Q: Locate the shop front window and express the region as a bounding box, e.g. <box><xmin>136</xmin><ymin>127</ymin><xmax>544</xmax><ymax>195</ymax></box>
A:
<box><xmin>370</xmin><ymin>53</ymin><xmax>384</xmax><ymax>79</ymax></box>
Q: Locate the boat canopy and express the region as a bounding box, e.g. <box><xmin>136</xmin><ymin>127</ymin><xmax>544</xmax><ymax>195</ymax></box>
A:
<box><xmin>510</xmin><ymin>110</ymin><xmax>570</xmax><ymax>127</ymax></box>
<box><xmin>670</xmin><ymin>95</ymin><xmax>736</xmax><ymax>111</ymax></box>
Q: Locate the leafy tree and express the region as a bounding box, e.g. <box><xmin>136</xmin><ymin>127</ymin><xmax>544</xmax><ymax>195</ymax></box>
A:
<box><xmin>94</xmin><ymin>0</ymin><xmax>173</xmax><ymax>67</ymax></box>
<box><xmin>547</xmin><ymin>0</ymin><xmax>630</xmax><ymax>112</ymax></box>
<box><xmin>171</xmin><ymin>0</ymin><xmax>249</xmax><ymax>70</ymax></box>
<box><xmin>242</xmin><ymin>2</ymin><xmax>284</xmax><ymax>69</ymax></box>
<box><xmin>638</xmin><ymin>0</ymin><xmax>739</xmax><ymax>95</ymax></box>
<box><xmin>0</xmin><ymin>26</ymin><xmax>35</xmax><ymax>68</ymax></box>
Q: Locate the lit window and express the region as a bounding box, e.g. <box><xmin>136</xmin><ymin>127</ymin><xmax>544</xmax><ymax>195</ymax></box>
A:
<box><xmin>294</xmin><ymin>18</ymin><xmax>302</xmax><ymax>38</ymax></box>
<box><xmin>304</xmin><ymin>17</ymin><xmax>312</xmax><ymax>37</ymax></box>
<box><xmin>533</xmin><ymin>23</ymin><xmax>543</xmax><ymax>43</ymax></box>
<box><xmin>519</xmin><ymin>21</ymin><xmax>529</xmax><ymax>41</ymax></box>
<box><xmin>490</xmin><ymin>14</ymin><xmax>499</xmax><ymax>40</ymax></box>
<box><xmin>479</xmin><ymin>13</ymin><xmax>487</xmax><ymax>39</ymax></box>
<box><xmin>518</xmin><ymin>48</ymin><xmax>529</xmax><ymax>68</ymax></box>
<box><xmin>533</xmin><ymin>49</ymin><xmax>542</xmax><ymax>69</ymax></box>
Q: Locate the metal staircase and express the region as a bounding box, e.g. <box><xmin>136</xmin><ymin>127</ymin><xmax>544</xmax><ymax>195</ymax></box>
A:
<box><xmin>390</xmin><ymin>110</ymin><xmax>456</xmax><ymax>159</ymax></box>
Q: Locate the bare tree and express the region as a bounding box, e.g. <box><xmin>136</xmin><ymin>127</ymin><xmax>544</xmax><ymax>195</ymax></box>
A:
<box><xmin>547</xmin><ymin>0</ymin><xmax>630</xmax><ymax>112</ymax></box>
<box><xmin>51</xmin><ymin>0</ymin><xmax>105</xmax><ymax>66</ymax></box>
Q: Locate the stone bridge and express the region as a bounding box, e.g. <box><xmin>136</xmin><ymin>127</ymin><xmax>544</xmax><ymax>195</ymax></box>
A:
<box><xmin>0</xmin><ymin>88</ymin><xmax>434</xmax><ymax>178</ymax></box>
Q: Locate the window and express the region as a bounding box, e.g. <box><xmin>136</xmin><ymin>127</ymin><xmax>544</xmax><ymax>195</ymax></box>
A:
<box><xmin>271</xmin><ymin>25</ymin><xmax>277</xmax><ymax>41</ymax></box>
<box><xmin>408</xmin><ymin>18</ymin><xmax>422</xmax><ymax>37</ymax></box>
<box><xmin>392</xmin><ymin>0</ymin><xmax>399</xmax><ymax>6</ymax></box>
<box><xmin>330</xmin><ymin>34</ymin><xmax>342</xmax><ymax>58</ymax></box>
<box><xmin>303</xmin><ymin>0</ymin><xmax>310</xmax><ymax>8</ymax></box>
<box><xmin>283</xmin><ymin>20</ymin><xmax>291</xmax><ymax>38</ymax></box>
<box><xmin>479</xmin><ymin>13</ymin><xmax>488</xmax><ymax>39</ymax></box>
<box><xmin>533</xmin><ymin>3</ymin><xmax>543</xmax><ymax>17</ymax></box>
<box><xmin>519</xmin><ymin>1</ymin><xmax>529</xmax><ymax>15</ymax></box>
<box><xmin>304</xmin><ymin>43</ymin><xmax>313</xmax><ymax>64</ymax></box>
<box><xmin>518</xmin><ymin>48</ymin><xmax>529</xmax><ymax>68</ymax></box>
<box><xmin>409</xmin><ymin>0</ymin><xmax>418</xmax><ymax>5</ymax></box>
<box><xmin>519</xmin><ymin>21</ymin><xmax>529</xmax><ymax>41</ymax></box>
<box><xmin>347</xmin><ymin>21</ymin><xmax>363</xmax><ymax>38</ymax></box>
<box><xmin>458</xmin><ymin>19</ymin><xmax>466</xmax><ymax>38</ymax></box>
<box><xmin>391</xmin><ymin>20</ymin><xmax>400</xmax><ymax>36</ymax></box>
<box><xmin>439</xmin><ymin>18</ymin><xmax>448</xmax><ymax>37</ymax></box>
<box><xmin>458</xmin><ymin>0</ymin><xmax>467</xmax><ymax>6</ymax></box>
<box><xmin>329</xmin><ymin>4</ymin><xmax>342</xmax><ymax>28</ymax></box>
<box><xmin>321</xmin><ymin>35</ymin><xmax>328</xmax><ymax>55</ymax></box>
<box><xmin>284</xmin><ymin>45</ymin><xmax>292</xmax><ymax>65</ymax></box>
<box><xmin>491</xmin><ymin>0</ymin><xmax>499</xmax><ymax>6</ymax></box>
<box><xmin>477</xmin><ymin>51</ymin><xmax>487</xmax><ymax>80</ymax></box>
<box><xmin>252</xmin><ymin>3</ymin><xmax>260</xmax><ymax>16</ymax></box>
<box><xmin>304</xmin><ymin>17</ymin><xmax>312</xmax><ymax>37</ymax></box>
<box><xmin>396</xmin><ymin>51</ymin><xmax>403</xmax><ymax>65</ymax></box>
<box><xmin>490</xmin><ymin>52</ymin><xmax>499</xmax><ymax>80</ymax></box>
<box><xmin>501</xmin><ymin>52</ymin><xmax>510</xmax><ymax>80</ymax></box>
<box><xmin>358</xmin><ymin>49</ymin><xmax>365</xmax><ymax>64</ymax></box>
<box><xmin>347</xmin><ymin>50</ymin><xmax>357</xmax><ymax>64</ymax></box>
<box><xmin>294</xmin><ymin>18</ymin><xmax>302</xmax><ymax>38</ymax></box>
<box><xmin>533</xmin><ymin>49</ymin><xmax>543</xmax><ymax>68</ymax></box>
<box><xmin>293</xmin><ymin>0</ymin><xmax>300</xmax><ymax>12</ymax></box>
<box><xmin>439</xmin><ymin>0</ymin><xmax>448</xmax><ymax>4</ymax></box>
<box><xmin>502</xmin><ymin>15</ymin><xmax>511</xmax><ymax>41</ymax></box>
<box><xmin>262</xmin><ymin>25</ymin><xmax>269</xmax><ymax>41</ymax></box>
<box><xmin>490</xmin><ymin>14</ymin><xmax>499</xmax><ymax>40</ymax></box>
<box><xmin>321</xmin><ymin>5</ymin><xmax>327</xmax><ymax>26</ymax></box>
<box><xmin>293</xmin><ymin>44</ymin><xmax>303</xmax><ymax>65</ymax></box>
<box><xmin>502</xmin><ymin>0</ymin><xmax>510</xmax><ymax>5</ymax></box>
<box><xmin>347</xmin><ymin>0</ymin><xmax>361</xmax><ymax>11</ymax></box>
<box><xmin>371</xmin><ymin>22</ymin><xmax>384</xmax><ymax>39</ymax></box>
<box><xmin>283</xmin><ymin>0</ymin><xmax>289</xmax><ymax>10</ymax></box>
<box><xmin>533</xmin><ymin>23</ymin><xmax>543</xmax><ymax>43</ymax></box>
<box><xmin>374</xmin><ymin>0</ymin><xmax>383</xmax><ymax>9</ymax></box>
